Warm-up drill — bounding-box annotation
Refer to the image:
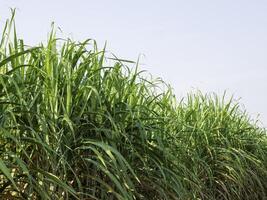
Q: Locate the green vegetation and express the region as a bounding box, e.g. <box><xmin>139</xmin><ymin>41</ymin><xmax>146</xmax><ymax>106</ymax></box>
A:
<box><xmin>0</xmin><ymin>11</ymin><xmax>267</xmax><ymax>199</ymax></box>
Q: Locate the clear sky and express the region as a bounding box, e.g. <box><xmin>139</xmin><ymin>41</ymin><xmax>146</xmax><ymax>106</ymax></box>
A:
<box><xmin>1</xmin><ymin>0</ymin><xmax>266</xmax><ymax>126</ymax></box>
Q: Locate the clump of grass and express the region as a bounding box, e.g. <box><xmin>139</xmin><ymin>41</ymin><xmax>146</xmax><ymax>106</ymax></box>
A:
<box><xmin>0</xmin><ymin>10</ymin><xmax>267</xmax><ymax>199</ymax></box>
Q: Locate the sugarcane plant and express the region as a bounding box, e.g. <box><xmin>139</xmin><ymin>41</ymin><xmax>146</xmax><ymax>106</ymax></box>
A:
<box><xmin>0</xmin><ymin>10</ymin><xmax>267</xmax><ymax>200</ymax></box>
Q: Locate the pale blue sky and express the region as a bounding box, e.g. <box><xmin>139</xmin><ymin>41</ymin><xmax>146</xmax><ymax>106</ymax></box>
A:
<box><xmin>1</xmin><ymin>0</ymin><xmax>267</xmax><ymax>126</ymax></box>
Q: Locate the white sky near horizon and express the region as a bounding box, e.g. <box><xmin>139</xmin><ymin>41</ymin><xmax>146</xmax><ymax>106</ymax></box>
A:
<box><xmin>0</xmin><ymin>0</ymin><xmax>267</xmax><ymax>127</ymax></box>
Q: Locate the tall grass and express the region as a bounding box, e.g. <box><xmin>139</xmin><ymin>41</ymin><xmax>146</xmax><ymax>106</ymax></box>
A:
<box><xmin>0</xmin><ymin>11</ymin><xmax>267</xmax><ymax>199</ymax></box>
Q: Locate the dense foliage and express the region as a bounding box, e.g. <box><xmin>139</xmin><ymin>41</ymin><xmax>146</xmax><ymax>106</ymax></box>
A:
<box><xmin>1</xmin><ymin>11</ymin><xmax>267</xmax><ymax>199</ymax></box>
